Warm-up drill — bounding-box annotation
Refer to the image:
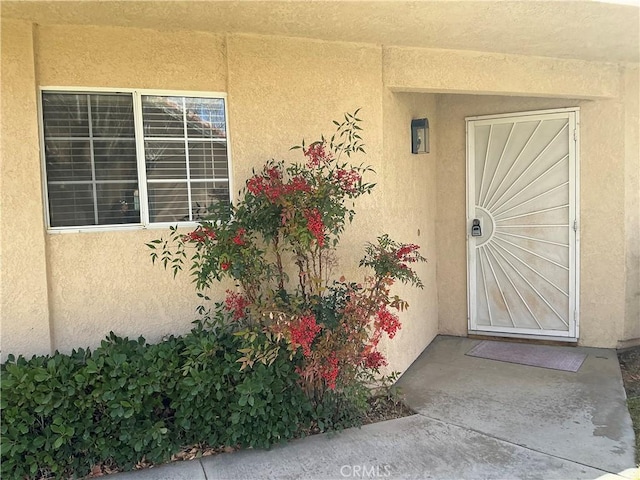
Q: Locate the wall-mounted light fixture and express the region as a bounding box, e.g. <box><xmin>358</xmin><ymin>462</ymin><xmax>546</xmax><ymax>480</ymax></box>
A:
<box><xmin>411</xmin><ymin>118</ymin><xmax>429</xmax><ymax>154</ymax></box>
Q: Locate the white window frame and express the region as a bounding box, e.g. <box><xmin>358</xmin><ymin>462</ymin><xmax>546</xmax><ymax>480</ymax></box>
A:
<box><xmin>38</xmin><ymin>87</ymin><xmax>234</xmax><ymax>234</ymax></box>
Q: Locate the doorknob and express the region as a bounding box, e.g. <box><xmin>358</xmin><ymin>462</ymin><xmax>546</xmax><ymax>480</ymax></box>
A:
<box><xmin>471</xmin><ymin>219</ymin><xmax>482</xmax><ymax>237</ymax></box>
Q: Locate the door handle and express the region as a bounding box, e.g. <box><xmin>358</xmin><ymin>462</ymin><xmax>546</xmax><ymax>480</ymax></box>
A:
<box><xmin>471</xmin><ymin>219</ymin><xmax>482</xmax><ymax>237</ymax></box>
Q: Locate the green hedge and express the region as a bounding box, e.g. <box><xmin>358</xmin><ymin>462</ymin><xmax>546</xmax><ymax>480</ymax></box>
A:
<box><xmin>1</xmin><ymin>325</ymin><xmax>312</xmax><ymax>479</ymax></box>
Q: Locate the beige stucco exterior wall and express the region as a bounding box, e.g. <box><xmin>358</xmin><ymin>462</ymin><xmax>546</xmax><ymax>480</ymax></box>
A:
<box><xmin>436</xmin><ymin>94</ymin><xmax>628</xmax><ymax>348</ymax></box>
<box><xmin>2</xmin><ymin>25</ymin><xmax>439</xmax><ymax>367</ymax></box>
<box><xmin>34</xmin><ymin>24</ymin><xmax>229</xmax><ymax>352</ymax></box>
<box><xmin>623</xmin><ymin>64</ymin><xmax>640</xmax><ymax>345</ymax></box>
<box><xmin>1</xmin><ymin>18</ymin><xmax>637</xmax><ymax>361</ymax></box>
<box><xmin>380</xmin><ymin>92</ymin><xmax>439</xmax><ymax>372</ymax></box>
<box><xmin>35</xmin><ymin>25</ymin><xmax>227</xmax><ymax>92</ymax></box>
<box><xmin>383</xmin><ymin>46</ymin><xmax>621</xmax><ymax>99</ymax></box>
<box><xmin>1</xmin><ymin>19</ymin><xmax>52</xmax><ymax>361</ymax></box>
<box><xmin>226</xmin><ymin>33</ymin><xmax>386</xmax><ymax>262</ymax></box>
<box><xmin>226</xmin><ymin>34</ymin><xmax>438</xmax><ymax>370</ymax></box>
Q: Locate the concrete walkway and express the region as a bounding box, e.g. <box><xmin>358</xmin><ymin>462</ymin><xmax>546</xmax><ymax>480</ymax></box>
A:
<box><xmin>112</xmin><ymin>336</ymin><xmax>636</xmax><ymax>480</ymax></box>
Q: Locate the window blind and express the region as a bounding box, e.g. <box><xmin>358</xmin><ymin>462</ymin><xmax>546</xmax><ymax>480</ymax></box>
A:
<box><xmin>41</xmin><ymin>90</ymin><xmax>231</xmax><ymax>230</ymax></box>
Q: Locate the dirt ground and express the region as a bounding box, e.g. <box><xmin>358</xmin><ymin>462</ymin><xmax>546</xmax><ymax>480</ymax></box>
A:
<box><xmin>618</xmin><ymin>346</ymin><xmax>640</xmax><ymax>461</ymax></box>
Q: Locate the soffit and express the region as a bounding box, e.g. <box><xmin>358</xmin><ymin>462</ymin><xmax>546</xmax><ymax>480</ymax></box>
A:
<box><xmin>2</xmin><ymin>1</ymin><xmax>638</xmax><ymax>63</ymax></box>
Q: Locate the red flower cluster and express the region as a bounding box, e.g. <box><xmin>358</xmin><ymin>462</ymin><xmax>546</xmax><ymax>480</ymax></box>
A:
<box><xmin>221</xmin><ymin>261</ymin><xmax>231</xmax><ymax>271</ymax></box>
<box><xmin>247</xmin><ymin>169</ymin><xmax>312</xmax><ymax>203</ymax></box>
<box><xmin>247</xmin><ymin>167</ymin><xmax>284</xmax><ymax>201</ymax></box>
<box><xmin>374</xmin><ymin>306</ymin><xmax>401</xmax><ymax>339</ymax></box>
<box><xmin>285</xmin><ymin>175</ymin><xmax>312</xmax><ymax>194</ymax></box>
<box><xmin>304</xmin><ymin>208</ymin><xmax>325</xmax><ymax>247</ymax></box>
<box><xmin>304</xmin><ymin>143</ymin><xmax>332</xmax><ymax>168</ymax></box>
<box><xmin>289</xmin><ymin>314</ymin><xmax>322</xmax><ymax>357</ymax></box>
<box><xmin>363</xmin><ymin>350</ymin><xmax>388</xmax><ymax>369</ymax></box>
<box><xmin>321</xmin><ymin>352</ymin><xmax>340</xmax><ymax>390</ymax></box>
<box><xmin>333</xmin><ymin>168</ymin><xmax>361</xmax><ymax>193</ymax></box>
<box><xmin>395</xmin><ymin>244</ymin><xmax>420</xmax><ymax>262</ymax></box>
<box><xmin>183</xmin><ymin>228</ymin><xmax>216</xmax><ymax>243</ymax></box>
<box><xmin>223</xmin><ymin>290</ymin><xmax>250</xmax><ymax>321</ymax></box>
<box><xmin>233</xmin><ymin>228</ymin><xmax>246</xmax><ymax>246</ymax></box>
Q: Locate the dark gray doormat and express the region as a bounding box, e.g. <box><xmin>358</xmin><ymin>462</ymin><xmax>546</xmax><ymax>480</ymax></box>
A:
<box><xmin>466</xmin><ymin>340</ymin><xmax>587</xmax><ymax>372</ymax></box>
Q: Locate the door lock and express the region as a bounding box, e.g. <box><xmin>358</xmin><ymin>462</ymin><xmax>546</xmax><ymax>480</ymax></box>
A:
<box><xmin>471</xmin><ymin>219</ymin><xmax>482</xmax><ymax>237</ymax></box>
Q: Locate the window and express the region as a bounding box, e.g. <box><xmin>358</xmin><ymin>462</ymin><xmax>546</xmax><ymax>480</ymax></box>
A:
<box><xmin>40</xmin><ymin>89</ymin><xmax>231</xmax><ymax>230</ymax></box>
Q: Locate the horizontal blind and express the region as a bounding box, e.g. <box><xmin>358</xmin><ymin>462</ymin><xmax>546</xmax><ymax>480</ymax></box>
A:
<box><xmin>142</xmin><ymin>96</ymin><xmax>230</xmax><ymax>223</ymax></box>
<box><xmin>42</xmin><ymin>92</ymin><xmax>140</xmax><ymax>227</ymax></box>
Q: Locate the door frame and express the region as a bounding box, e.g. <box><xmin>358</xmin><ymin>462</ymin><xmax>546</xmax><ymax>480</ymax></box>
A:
<box><xmin>465</xmin><ymin>107</ymin><xmax>581</xmax><ymax>342</ymax></box>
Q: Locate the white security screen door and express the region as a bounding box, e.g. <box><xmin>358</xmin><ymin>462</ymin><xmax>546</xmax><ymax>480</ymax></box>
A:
<box><xmin>466</xmin><ymin>108</ymin><xmax>579</xmax><ymax>340</ymax></box>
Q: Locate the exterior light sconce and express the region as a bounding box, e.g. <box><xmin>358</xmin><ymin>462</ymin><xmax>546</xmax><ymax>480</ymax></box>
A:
<box><xmin>411</xmin><ymin>118</ymin><xmax>429</xmax><ymax>154</ymax></box>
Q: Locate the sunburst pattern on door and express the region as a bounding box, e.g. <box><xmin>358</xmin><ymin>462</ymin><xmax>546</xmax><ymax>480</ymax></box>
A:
<box><xmin>467</xmin><ymin>110</ymin><xmax>578</xmax><ymax>338</ymax></box>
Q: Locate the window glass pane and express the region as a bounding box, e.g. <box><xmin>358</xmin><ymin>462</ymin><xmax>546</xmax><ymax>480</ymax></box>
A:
<box><xmin>188</xmin><ymin>141</ymin><xmax>229</xmax><ymax>179</ymax></box>
<box><xmin>142</xmin><ymin>96</ymin><xmax>229</xmax><ymax>224</ymax></box>
<box><xmin>94</xmin><ymin>139</ymin><xmax>137</xmax><ymax>181</ymax></box>
<box><xmin>147</xmin><ymin>182</ymin><xmax>189</xmax><ymax>223</ymax></box>
<box><xmin>142</xmin><ymin>96</ymin><xmax>185</xmax><ymax>138</ymax></box>
<box><xmin>191</xmin><ymin>181</ymin><xmax>230</xmax><ymax>220</ymax></box>
<box><xmin>90</xmin><ymin>94</ymin><xmax>135</xmax><ymax>138</ymax></box>
<box><xmin>145</xmin><ymin>141</ymin><xmax>187</xmax><ymax>179</ymax></box>
<box><xmin>184</xmin><ymin>97</ymin><xmax>226</xmax><ymax>139</ymax></box>
<box><xmin>45</xmin><ymin>139</ymin><xmax>92</xmax><ymax>181</ymax></box>
<box><xmin>48</xmin><ymin>183</ymin><xmax>95</xmax><ymax>227</ymax></box>
<box><xmin>42</xmin><ymin>93</ymin><xmax>89</xmax><ymax>138</ymax></box>
<box><xmin>142</xmin><ymin>96</ymin><xmax>226</xmax><ymax>139</ymax></box>
<box><xmin>96</xmin><ymin>182</ymin><xmax>141</xmax><ymax>225</ymax></box>
<box><xmin>42</xmin><ymin>91</ymin><xmax>139</xmax><ymax>228</ymax></box>
<box><xmin>42</xmin><ymin>91</ymin><xmax>230</xmax><ymax>229</ymax></box>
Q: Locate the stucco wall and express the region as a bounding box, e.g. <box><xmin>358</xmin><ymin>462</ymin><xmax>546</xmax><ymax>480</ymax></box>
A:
<box><xmin>1</xmin><ymin>19</ymin><xmax>52</xmax><ymax>360</ymax></box>
<box><xmin>436</xmin><ymin>94</ymin><xmax>628</xmax><ymax>348</ymax></box>
<box><xmin>35</xmin><ymin>24</ymin><xmax>227</xmax><ymax>92</ymax></box>
<box><xmin>2</xmin><ymin>24</ymin><xmax>439</xmax><ymax>366</ymax></box>
<box><xmin>380</xmin><ymin>91</ymin><xmax>439</xmax><ymax>372</ymax></box>
<box><xmin>226</xmin><ymin>35</ymin><xmax>438</xmax><ymax>370</ymax></box>
<box><xmin>623</xmin><ymin>64</ymin><xmax>640</xmax><ymax>345</ymax></box>
<box><xmin>225</xmin><ymin>34</ymin><xmax>386</xmax><ymax>266</ymax></box>
<box><xmin>1</xmin><ymin>18</ymin><xmax>637</xmax><ymax>361</ymax></box>
<box><xmin>32</xmin><ymin>25</ymin><xmax>229</xmax><ymax>352</ymax></box>
<box><xmin>383</xmin><ymin>46</ymin><xmax>621</xmax><ymax>99</ymax></box>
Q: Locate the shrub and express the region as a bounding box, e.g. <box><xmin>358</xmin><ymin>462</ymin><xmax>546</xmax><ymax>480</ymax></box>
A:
<box><xmin>150</xmin><ymin>110</ymin><xmax>427</xmax><ymax>429</ymax></box>
<box><xmin>1</xmin><ymin>324</ymin><xmax>311</xmax><ymax>479</ymax></box>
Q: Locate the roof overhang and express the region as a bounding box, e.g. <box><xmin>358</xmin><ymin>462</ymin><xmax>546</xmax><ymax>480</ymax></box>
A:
<box><xmin>1</xmin><ymin>1</ymin><xmax>638</xmax><ymax>63</ymax></box>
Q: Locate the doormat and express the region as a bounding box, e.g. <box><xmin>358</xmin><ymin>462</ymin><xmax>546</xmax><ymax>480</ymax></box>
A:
<box><xmin>466</xmin><ymin>341</ymin><xmax>587</xmax><ymax>372</ymax></box>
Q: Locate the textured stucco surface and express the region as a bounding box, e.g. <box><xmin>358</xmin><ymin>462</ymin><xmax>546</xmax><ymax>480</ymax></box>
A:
<box><xmin>45</xmin><ymin>230</ymin><xmax>222</xmax><ymax>353</ymax></box>
<box><xmin>3</xmin><ymin>25</ymin><xmax>441</xmax><ymax>366</ymax></box>
<box><xmin>383</xmin><ymin>46</ymin><xmax>621</xmax><ymax>99</ymax></box>
<box><xmin>33</xmin><ymin>24</ymin><xmax>229</xmax><ymax>352</ymax></box>
<box><xmin>0</xmin><ymin>16</ymin><xmax>638</xmax><ymax>360</ymax></box>
<box><xmin>435</xmin><ymin>95</ymin><xmax>628</xmax><ymax>348</ymax></box>
<box><xmin>226</xmin><ymin>34</ymin><xmax>437</xmax><ymax>371</ymax></box>
<box><xmin>225</xmin><ymin>33</ymin><xmax>387</xmax><ymax>279</ymax></box>
<box><xmin>1</xmin><ymin>19</ymin><xmax>52</xmax><ymax>360</ymax></box>
<box><xmin>2</xmin><ymin>1</ymin><xmax>638</xmax><ymax>63</ymax></box>
<box><xmin>380</xmin><ymin>91</ymin><xmax>439</xmax><ymax>372</ymax></box>
<box><xmin>623</xmin><ymin>64</ymin><xmax>640</xmax><ymax>345</ymax></box>
<box><xmin>35</xmin><ymin>24</ymin><xmax>227</xmax><ymax>92</ymax></box>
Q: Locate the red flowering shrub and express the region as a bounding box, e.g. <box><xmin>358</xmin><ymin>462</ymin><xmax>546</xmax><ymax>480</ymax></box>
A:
<box><xmin>304</xmin><ymin>208</ymin><xmax>325</xmax><ymax>247</ymax></box>
<box><xmin>224</xmin><ymin>290</ymin><xmax>251</xmax><ymax>321</ymax></box>
<box><xmin>288</xmin><ymin>314</ymin><xmax>322</xmax><ymax>357</ymax></box>
<box><xmin>364</xmin><ymin>351</ymin><xmax>387</xmax><ymax>369</ymax></box>
<box><xmin>149</xmin><ymin>110</ymin><xmax>426</xmax><ymax>426</ymax></box>
<box><xmin>375</xmin><ymin>306</ymin><xmax>401</xmax><ymax>339</ymax></box>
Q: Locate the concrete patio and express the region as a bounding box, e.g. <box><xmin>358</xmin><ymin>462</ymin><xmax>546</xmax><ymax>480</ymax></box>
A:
<box><xmin>112</xmin><ymin>336</ymin><xmax>636</xmax><ymax>479</ymax></box>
